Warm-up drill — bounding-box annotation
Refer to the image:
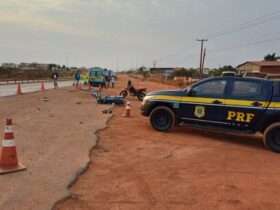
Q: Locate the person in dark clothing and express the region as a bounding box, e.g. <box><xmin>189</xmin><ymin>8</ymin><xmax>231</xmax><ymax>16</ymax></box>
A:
<box><xmin>127</xmin><ymin>80</ymin><xmax>136</xmax><ymax>93</ymax></box>
<box><xmin>51</xmin><ymin>72</ymin><xmax>59</xmax><ymax>88</ymax></box>
<box><xmin>105</xmin><ymin>75</ymin><xmax>110</xmax><ymax>88</ymax></box>
<box><xmin>74</xmin><ymin>70</ymin><xmax>81</xmax><ymax>87</ymax></box>
<box><xmin>127</xmin><ymin>80</ymin><xmax>132</xmax><ymax>89</ymax></box>
<box><xmin>111</xmin><ymin>76</ymin><xmax>115</xmax><ymax>88</ymax></box>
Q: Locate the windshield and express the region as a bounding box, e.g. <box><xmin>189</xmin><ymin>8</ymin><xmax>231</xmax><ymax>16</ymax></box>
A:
<box><xmin>90</xmin><ymin>71</ymin><xmax>103</xmax><ymax>77</ymax></box>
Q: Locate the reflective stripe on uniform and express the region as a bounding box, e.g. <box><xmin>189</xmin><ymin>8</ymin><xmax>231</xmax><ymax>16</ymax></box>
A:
<box><xmin>4</xmin><ymin>126</ymin><xmax>13</xmax><ymax>133</ymax></box>
<box><xmin>2</xmin><ymin>140</ymin><xmax>16</xmax><ymax>147</ymax></box>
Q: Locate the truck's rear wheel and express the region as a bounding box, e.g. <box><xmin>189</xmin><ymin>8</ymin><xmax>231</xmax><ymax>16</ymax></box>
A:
<box><xmin>264</xmin><ymin>122</ymin><xmax>280</xmax><ymax>153</ymax></box>
<box><xmin>150</xmin><ymin>106</ymin><xmax>175</xmax><ymax>132</ymax></box>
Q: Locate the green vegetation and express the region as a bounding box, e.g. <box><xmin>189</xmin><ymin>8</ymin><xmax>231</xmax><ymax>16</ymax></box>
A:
<box><xmin>123</xmin><ymin>65</ymin><xmax>238</xmax><ymax>79</ymax></box>
<box><xmin>208</xmin><ymin>65</ymin><xmax>237</xmax><ymax>76</ymax></box>
<box><xmin>0</xmin><ymin>68</ymin><xmax>75</xmax><ymax>80</ymax></box>
<box><xmin>264</xmin><ymin>53</ymin><xmax>279</xmax><ymax>61</ymax></box>
<box><xmin>170</xmin><ymin>68</ymin><xmax>199</xmax><ymax>78</ymax></box>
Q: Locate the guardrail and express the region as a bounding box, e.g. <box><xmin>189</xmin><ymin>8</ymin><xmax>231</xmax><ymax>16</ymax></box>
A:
<box><xmin>0</xmin><ymin>78</ymin><xmax>72</xmax><ymax>86</ymax></box>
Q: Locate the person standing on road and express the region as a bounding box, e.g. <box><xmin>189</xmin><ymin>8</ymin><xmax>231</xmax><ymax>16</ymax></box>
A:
<box><xmin>111</xmin><ymin>76</ymin><xmax>115</xmax><ymax>88</ymax></box>
<box><xmin>127</xmin><ymin>80</ymin><xmax>132</xmax><ymax>89</ymax></box>
<box><xmin>52</xmin><ymin>71</ymin><xmax>59</xmax><ymax>89</ymax></box>
<box><xmin>74</xmin><ymin>70</ymin><xmax>81</xmax><ymax>87</ymax></box>
<box><xmin>105</xmin><ymin>75</ymin><xmax>110</xmax><ymax>89</ymax></box>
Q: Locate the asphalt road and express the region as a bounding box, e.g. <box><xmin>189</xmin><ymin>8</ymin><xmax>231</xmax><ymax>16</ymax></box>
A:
<box><xmin>0</xmin><ymin>81</ymin><xmax>74</xmax><ymax>97</ymax></box>
<box><xmin>0</xmin><ymin>87</ymin><xmax>110</xmax><ymax>210</ymax></box>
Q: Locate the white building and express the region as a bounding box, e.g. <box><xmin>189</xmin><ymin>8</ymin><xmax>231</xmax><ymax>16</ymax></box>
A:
<box><xmin>1</xmin><ymin>63</ymin><xmax>17</xmax><ymax>69</ymax></box>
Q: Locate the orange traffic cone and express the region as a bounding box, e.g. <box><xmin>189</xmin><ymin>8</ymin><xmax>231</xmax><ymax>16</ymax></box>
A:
<box><xmin>41</xmin><ymin>81</ymin><xmax>45</xmax><ymax>92</ymax></box>
<box><xmin>122</xmin><ymin>101</ymin><xmax>131</xmax><ymax>117</ymax></box>
<box><xmin>16</xmin><ymin>83</ymin><xmax>22</xmax><ymax>95</ymax></box>
<box><xmin>0</xmin><ymin>119</ymin><xmax>26</xmax><ymax>174</ymax></box>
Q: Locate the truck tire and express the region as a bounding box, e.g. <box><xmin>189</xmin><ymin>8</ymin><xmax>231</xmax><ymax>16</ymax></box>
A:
<box><xmin>264</xmin><ymin>122</ymin><xmax>280</xmax><ymax>153</ymax></box>
<box><xmin>150</xmin><ymin>106</ymin><xmax>175</xmax><ymax>132</ymax></box>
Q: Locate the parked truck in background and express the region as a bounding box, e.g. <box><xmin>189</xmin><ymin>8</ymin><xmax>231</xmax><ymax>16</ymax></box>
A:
<box><xmin>89</xmin><ymin>67</ymin><xmax>106</xmax><ymax>87</ymax></box>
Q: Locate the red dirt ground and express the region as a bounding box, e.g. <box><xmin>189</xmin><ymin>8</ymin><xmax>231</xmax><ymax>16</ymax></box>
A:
<box><xmin>55</xmin><ymin>75</ymin><xmax>280</xmax><ymax>210</ymax></box>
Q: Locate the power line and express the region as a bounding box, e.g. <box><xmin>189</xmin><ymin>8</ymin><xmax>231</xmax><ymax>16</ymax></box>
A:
<box><xmin>155</xmin><ymin>9</ymin><xmax>280</xmax><ymax>64</ymax></box>
<box><xmin>169</xmin><ymin>35</ymin><xmax>280</xmax><ymax>63</ymax></box>
<box><xmin>207</xmin><ymin>11</ymin><xmax>280</xmax><ymax>39</ymax></box>
<box><xmin>208</xmin><ymin>36</ymin><xmax>280</xmax><ymax>54</ymax></box>
<box><xmin>206</xmin><ymin>36</ymin><xmax>280</xmax><ymax>66</ymax></box>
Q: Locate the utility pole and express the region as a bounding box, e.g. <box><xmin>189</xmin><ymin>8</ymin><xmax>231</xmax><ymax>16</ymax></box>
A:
<box><xmin>196</xmin><ymin>39</ymin><xmax>208</xmax><ymax>78</ymax></box>
<box><xmin>201</xmin><ymin>48</ymin><xmax>206</xmax><ymax>73</ymax></box>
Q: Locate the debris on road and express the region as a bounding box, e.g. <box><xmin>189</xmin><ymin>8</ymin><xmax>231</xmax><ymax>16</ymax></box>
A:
<box><xmin>40</xmin><ymin>96</ymin><xmax>49</xmax><ymax>102</ymax></box>
<box><xmin>102</xmin><ymin>103</ymin><xmax>115</xmax><ymax>114</ymax></box>
<box><xmin>97</xmin><ymin>96</ymin><xmax>124</xmax><ymax>105</ymax></box>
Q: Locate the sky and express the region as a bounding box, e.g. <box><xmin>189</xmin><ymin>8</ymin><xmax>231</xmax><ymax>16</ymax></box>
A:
<box><xmin>0</xmin><ymin>0</ymin><xmax>279</xmax><ymax>70</ymax></box>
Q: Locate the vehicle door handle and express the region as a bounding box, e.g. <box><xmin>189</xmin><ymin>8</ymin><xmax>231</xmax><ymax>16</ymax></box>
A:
<box><xmin>212</xmin><ymin>100</ymin><xmax>223</xmax><ymax>104</ymax></box>
<box><xmin>251</xmin><ymin>101</ymin><xmax>262</xmax><ymax>107</ymax></box>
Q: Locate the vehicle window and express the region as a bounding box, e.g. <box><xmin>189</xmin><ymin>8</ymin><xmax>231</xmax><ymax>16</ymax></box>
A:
<box><xmin>273</xmin><ymin>81</ymin><xmax>280</xmax><ymax>97</ymax></box>
<box><xmin>191</xmin><ymin>80</ymin><xmax>226</xmax><ymax>98</ymax></box>
<box><xmin>90</xmin><ymin>71</ymin><xmax>101</xmax><ymax>77</ymax></box>
<box><xmin>231</xmin><ymin>80</ymin><xmax>262</xmax><ymax>99</ymax></box>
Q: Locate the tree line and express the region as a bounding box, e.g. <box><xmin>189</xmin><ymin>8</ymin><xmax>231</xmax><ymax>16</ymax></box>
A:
<box><xmin>131</xmin><ymin>53</ymin><xmax>279</xmax><ymax>78</ymax></box>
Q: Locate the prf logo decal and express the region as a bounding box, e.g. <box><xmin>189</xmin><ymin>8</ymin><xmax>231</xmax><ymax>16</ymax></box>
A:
<box><xmin>194</xmin><ymin>106</ymin><xmax>205</xmax><ymax>118</ymax></box>
<box><xmin>227</xmin><ymin>111</ymin><xmax>255</xmax><ymax>123</ymax></box>
<box><xmin>173</xmin><ymin>102</ymin><xmax>180</xmax><ymax>109</ymax></box>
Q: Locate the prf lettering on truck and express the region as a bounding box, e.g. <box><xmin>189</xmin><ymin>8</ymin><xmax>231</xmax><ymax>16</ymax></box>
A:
<box><xmin>227</xmin><ymin>111</ymin><xmax>255</xmax><ymax>123</ymax></box>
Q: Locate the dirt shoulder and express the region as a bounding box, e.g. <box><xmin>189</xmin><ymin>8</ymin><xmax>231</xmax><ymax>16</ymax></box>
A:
<box><xmin>56</xmin><ymin>75</ymin><xmax>280</xmax><ymax>210</ymax></box>
<box><xmin>0</xmin><ymin>87</ymin><xmax>110</xmax><ymax>210</ymax></box>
